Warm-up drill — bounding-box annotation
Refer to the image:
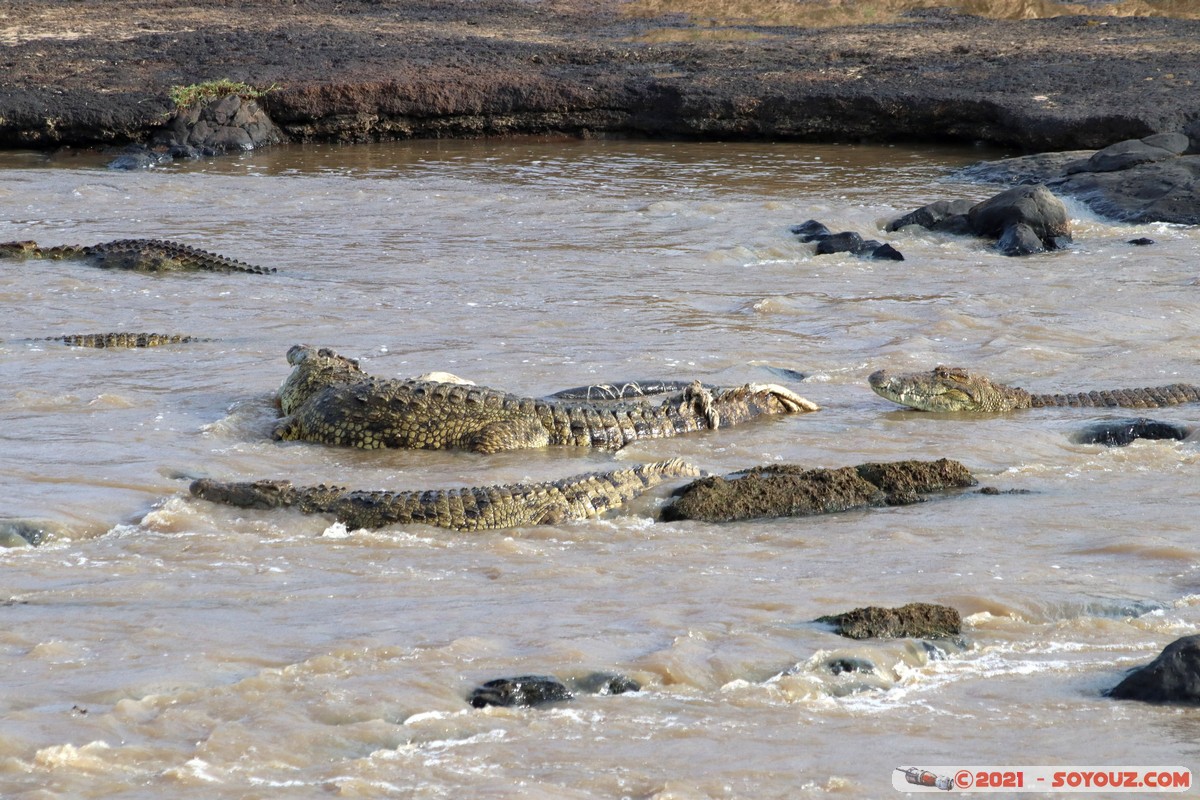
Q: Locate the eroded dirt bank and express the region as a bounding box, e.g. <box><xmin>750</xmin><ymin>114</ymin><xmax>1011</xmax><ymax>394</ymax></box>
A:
<box><xmin>1</xmin><ymin>0</ymin><xmax>1198</xmax><ymax>151</ymax></box>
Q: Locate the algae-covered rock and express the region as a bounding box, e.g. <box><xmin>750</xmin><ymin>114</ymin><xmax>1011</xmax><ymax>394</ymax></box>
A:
<box><xmin>661</xmin><ymin>458</ymin><xmax>976</xmax><ymax>523</ymax></box>
<box><xmin>816</xmin><ymin>603</ymin><xmax>962</xmax><ymax>640</ymax></box>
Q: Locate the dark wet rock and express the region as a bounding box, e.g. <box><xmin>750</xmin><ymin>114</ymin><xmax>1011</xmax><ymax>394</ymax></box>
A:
<box><xmin>153</xmin><ymin>94</ymin><xmax>284</xmax><ymax>155</ymax></box>
<box><xmin>568</xmin><ymin>671</ymin><xmax>640</xmax><ymax>695</ymax></box>
<box><xmin>1128</xmin><ymin>237</ymin><xmax>1156</xmax><ymax>246</ymax></box>
<box><xmin>869</xmin><ymin>242</ymin><xmax>905</xmax><ymax>261</ymax></box>
<box><xmin>468</xmin><ymin>671</ymin><xmax>640</xmax><ymax>707</ymax></box>
<box><xmin>790</xmin><ymin>219</ymin><xmax>832</xmax><ymax>242</ymax></box>
<box><xmin>793</xmin><ymin>220</ymin><xmax>904</xmax><ymax>261</ymax></box>
<box><xmin>967</xmin><ymin>184</ymin><xmax>1072</xmax><ymax>252</ymax></box>
<box><xmin>885</xmin><ymin>199</ymin><xmax>974</xmax><ymax>233</ymax></box>
<box><xmin>1074</xmin><ymin>418</ymin><xmax>1191</xmax><ymax>447</ymax></box>
<box><xmin>826</xmin><ymin>657</ymin><xmax>876</xmax><ymax>676</ymax></box>
<box><xmin>977</xmin><ymin>486</ymin><xmax>1033</xmax><ymax>495</ymax></box>
<box><xmin>1067</xmin><ymin>133</ymin><xmax>1189</xmax><ymax>174</ymax></box>
<box><xmin>887</xmin><ymin>185</ymin><xmax>1070</xmax><ymax>256</ymax></box>
<box><xmin>1107</xmin><ymin>635</ymin><xmax>1200</xmax><ymax>704</ymax></box>
<box><xmin>661</xmin><ymin>458</ymin><xmax>976</xmax><ymax>523</ymax></box>
<box><xmin>958</xmin><ymin>134</ymin><xmax>1200</xmax><ymax>225</ymax></box>
<box><xmin>996</xmin><ymin>222</ymin><xmax>1046</xmax><ymax>256</ymax></box>
<box><xmin>468</xmin><ymin>675</ymin><xmax>573</xmax><ymax>708</ymax></box>
<box><xmin>1049</xmin><ymin>156</ymin><xmax>1200</xmax><ymax>225</ymax></box>
<box><xmin>816</xmin><ymin>603</ymin><xmax>962</xmax><ymax>640</ymax></box>
<box><xmin>814</xmin><ymin>230</ymin><xmax>864</xmax><ymax>255</ymax></box>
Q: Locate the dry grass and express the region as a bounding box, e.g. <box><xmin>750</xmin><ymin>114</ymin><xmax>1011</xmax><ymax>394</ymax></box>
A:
<box><xmin>621</xmin><ymin>0</ymin><xmax>1200</xmax><ymax>29</ymax></box>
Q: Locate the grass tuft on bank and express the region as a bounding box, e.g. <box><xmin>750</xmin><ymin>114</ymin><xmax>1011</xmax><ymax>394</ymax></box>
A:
<box><xmin>169</xmin><ymin>79</ymin><xmax>277</xmax><ymax>109</ymax></box>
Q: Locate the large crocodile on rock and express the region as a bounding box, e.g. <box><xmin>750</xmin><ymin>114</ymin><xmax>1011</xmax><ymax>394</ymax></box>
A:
<box><xmin>0</xmin><ymin>238</ymin><xmax>274</xmax><ymax>274</ymax></box>
<box><xmin>273</xmin><ymin>345</ymin><xmax>819</xmax><ymax>453</ymax></box>
<box><xmin>870</xmin><ymin>365</ymin><xmax>1200</xmax><ymax>412</ymax></box>
<box><xmin>189</xmin><ymin>458</ymin><xmax>701</xmax><ymax>531</ymax></box>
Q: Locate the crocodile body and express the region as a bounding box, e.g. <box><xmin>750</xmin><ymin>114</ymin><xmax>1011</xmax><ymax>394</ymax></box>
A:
<box><xmin>869</xmin><ymin>365</ymin><xmax>1200</xmax><ymax>412</ymax></box>
<box><xmin>0</xmin><ymin>239</ymin><xmax>273</xmax><ymax>274</ymax></box>
<box><xmin>274</xmin><ymin>345</ymin><xmax>819</xmax><ymax>453</ymax></box>
<box><xmin>190</xmin><ymin>458</ymin><xmax>701</xmax><ymax>531</ymax></box>
<box><xmin>19</xmin><ymin>333</ymin><xmax>211</xmax><ymax>348</ymax></box>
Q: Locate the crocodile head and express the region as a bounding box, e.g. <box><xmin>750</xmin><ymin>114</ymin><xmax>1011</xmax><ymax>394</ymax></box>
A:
<box><xmin>190</xmin><ymin>478</ymin><xmax>298</xmax><ymax>509</ymax></box>
<box><xmin>868</xmin><ymin>365</ymin><xmax>1025</xmax><ymax>412</ymax></box>
<box><xmin>278</xmin><ymin>345</ymin><xmax>366</xmax><ymax>414</ymax></box>
<box><xmin>0</xmin><ymin>241</ymin><xmax>40</xmax><ymax>258</ymax></box>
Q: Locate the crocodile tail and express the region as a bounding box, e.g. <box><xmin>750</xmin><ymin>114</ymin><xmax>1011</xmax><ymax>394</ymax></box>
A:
<box><xmin>564</xmin><ymin>458</ymin><xmax>703</xmax><ymax>518</ymax></box>
<box><xmin>51</xmin><ymin>333</ymin><xmax>200</xmax><ymax>348</ymax></box>
<box><xmin>1032</xmin><ymin>384</ymin><xmax>1200</xmax><ymax>409</ymax></box>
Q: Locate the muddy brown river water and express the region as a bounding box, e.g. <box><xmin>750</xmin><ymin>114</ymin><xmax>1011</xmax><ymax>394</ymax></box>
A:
<box><xmin>1</xmin><ymin>140</ymin><xmax>1199</xmax><ymax>798</ymax></box>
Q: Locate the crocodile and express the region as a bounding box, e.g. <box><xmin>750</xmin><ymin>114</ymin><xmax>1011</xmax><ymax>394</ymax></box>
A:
<box><xmin>273</xmin><ymin>345</ymin><xmax>820</xmax><ymax>453</ymax></box>
<box><xmin>189</xmin><ymin>458</ymin><xmax>702</xmax><ymax>531</ymax></box>
<box><xmin>14</xmin><ymin>333</ymin><xmax>211</xmax><ymax>348</ymax></box>
<box><xmin>0</xmin><ymin>239</ymin><xmax>274</xmax><ymax>274</ymax></box>
<box><xmin>869</xmin><ymin>365</ymin><xmax>1200</xmax><ymax>412</ymax></box>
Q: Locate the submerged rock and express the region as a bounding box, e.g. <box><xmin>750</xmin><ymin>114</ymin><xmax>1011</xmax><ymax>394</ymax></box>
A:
<box><xmin>816</xmin><ymin>603</ymin><xmax>963</xmax><ymax>640</ymax></box>
<box><xmin>468</xmin><ymin>671</ymin><xmax>640</xmax><ymax>708</ymax></box>
<box><xmin>886</xmin><ymin>199</ymin><xmax>974</xmax><ymax>233</ymax></box>
<box><xmin>1074</xmin><ymin>418</ymin><xmax>1191</xmax><ymax>447</ymax></box>
<box><xmin>468</xmin><ymin>675</ymin><xmax>573</xmax><ymax>708</ymax></box>
<box><xmin>661</xmin><ymin>458</ymin><xmax>976</xmax><ymax>523</ymax></box>
<box><xmin>1107</xmin><ymin>635</ymin><xmax>1200</xmax><ymax>704</ymax></box>
<box><xmin>791</xmin><ymin>219</ymin><xmax>904</xmax><ymax>261</ymax></box>
<box><xmin>0</xmin><ymin>518</ymin><xmax>71</xmax><ymax>547</ymax></box>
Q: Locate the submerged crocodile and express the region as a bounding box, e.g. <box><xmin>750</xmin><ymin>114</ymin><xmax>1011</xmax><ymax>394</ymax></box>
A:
<box><xmin>190</xmin><ymin>458</ymin><xmax>701</xmax><ymax>531</ymax></box>
<box><xmin>0</xmin><ymin>239</ymin><xmax>273</xmax><ymax>274</ymax></box>
<box><xmin>273</xmin><ymin>345</ymin><xmax>819</xmax><ymax>453</ymax></box>
<box><xmin>869</xmin><ymin>365</ymin><xmax>1200</xmax><ymax>412</ymax></box>
<box><xmin>14</xmin><ymin>333</ymin><xmax>211</xmax><ymax>348</ymax></box>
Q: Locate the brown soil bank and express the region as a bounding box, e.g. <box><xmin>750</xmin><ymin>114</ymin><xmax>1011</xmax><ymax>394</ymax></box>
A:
<box><xmin>1</xmin><ymin>0</ymin><xmax>1198</xmax><ymax>151</ymax></box>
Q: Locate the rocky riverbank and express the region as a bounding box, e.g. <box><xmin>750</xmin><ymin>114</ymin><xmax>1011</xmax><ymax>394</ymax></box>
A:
<box><xmin>2</xmin><ymin>0</ymin><xmax>1198</xmax><ymax>153</ymax></box>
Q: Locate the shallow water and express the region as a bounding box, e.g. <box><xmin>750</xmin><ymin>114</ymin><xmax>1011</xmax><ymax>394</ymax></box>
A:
<box><xmin>1</xmin><ymin>139</ymin><xmax>1199</xmax><ymax>798</ymax></box>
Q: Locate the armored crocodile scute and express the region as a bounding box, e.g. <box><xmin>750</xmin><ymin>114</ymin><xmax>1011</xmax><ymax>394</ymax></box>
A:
<box><xmin>273</xmin><ymin>345</ymin><xmax>820</xmax><ymax>453</ymax></box>
<box><xmin>28</xmin><ymin>333</ymin><xmax>211</xmax><ymax>348</ymax></box>
<box><xmin>869</xmin><ymin>365</ymin><xmax>1200</xmax><ymax>412</ymax></box>
<box><xmin>0</xmin><ymin>238</ymin><xmax>273</xmax><ymax>274</ymax></box>
<box><xmin>190</xmin><ymin>458</ymin><xmax>702</xmax><ymax>531</ymax></box>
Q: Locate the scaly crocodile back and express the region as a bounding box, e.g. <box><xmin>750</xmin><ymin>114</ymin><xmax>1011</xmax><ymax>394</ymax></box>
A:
<box><xmin>0</xmin><ymin>238</ymin><xmax>274</xmax><ymax>274</ymax></box>
<box><xmin>274</xmin><ymin>345</ymin><xmax>819</xmax><ymax>453</ymax></box>
<box><xmin>36</xmin><ymin>333</ymin><xmax>208</xmax><ymax>348</ymax></box>
<box><xmin>190</xmin><ymin>458</ymin><xmax>702</xmax><ymax>531</ymax></box>
<box><xmin>1029</xmin><ymin>385</ymin><xmax>1200</xmax><ymax>408</ymax></box>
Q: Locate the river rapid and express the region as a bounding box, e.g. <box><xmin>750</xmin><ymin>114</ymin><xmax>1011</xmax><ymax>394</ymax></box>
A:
<box><xmin>1</xmin><ymin>140</ymin><xmax>1198</xmax><ymax>798</ymax></box>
